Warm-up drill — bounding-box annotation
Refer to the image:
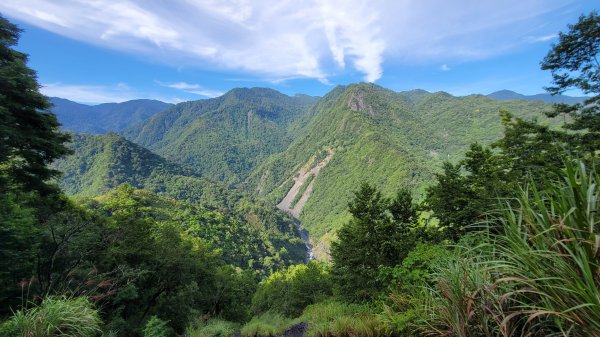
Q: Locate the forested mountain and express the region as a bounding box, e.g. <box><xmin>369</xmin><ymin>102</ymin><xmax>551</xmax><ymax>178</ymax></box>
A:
<box><xmin>123</xmin><ymin>88</ymin><xmax>318</xmax><ymax>184</ymax></box>
<box><xmin>3</xmin><ymin>9</ymin><xmax>599</xmax><ymax>337</ymax></box>
<box><xmin>487</xmin><ymin>89</ymin><xmax>587</xmax><ymax>104</ymax></box>
<box><xmin>52</xmin><ymin>133</ymin><xmax>307</xmax><ymax>273</ymax></box>
<box><xmin>54</xmin><ymin>84</ymin><xmax>558</xmax><ymax>259</ymax></box>
<box><xmin>50</xmin><ymin>97</ymin><xmax>171</xmax><ymax>134</ymax></box>
<box><xmin>244</xmin><ymin>83</ymin><xmax>555</xmax><ymax>255</ymax></box>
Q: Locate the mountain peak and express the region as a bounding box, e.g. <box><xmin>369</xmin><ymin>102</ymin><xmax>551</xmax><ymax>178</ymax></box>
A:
<box><xmin>347</xmin><ymin>87</ymin><xmax>376</xmax><ymax>116</ymax></box>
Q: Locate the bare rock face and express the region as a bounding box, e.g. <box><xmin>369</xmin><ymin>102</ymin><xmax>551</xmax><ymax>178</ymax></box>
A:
<box><xmin>348</xmin><ymin>90</ymin><xmax>375</xmax><ymax>116</ymax></box>
<box><xmin>282</xmin><ymin>322</ymin><xmax>308</xmax><ymax>337</ymax></box>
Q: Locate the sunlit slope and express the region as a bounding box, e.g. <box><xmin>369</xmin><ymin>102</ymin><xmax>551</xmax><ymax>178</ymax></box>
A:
<box><xmin>123</xmin><ymin>88</ymin><xmax>317</xmax><ymax>184</ymax></box>
<box><xmin>245</xmin><ymin>83</ymin><xmax>552</xmax><ymax>254</ymax></box>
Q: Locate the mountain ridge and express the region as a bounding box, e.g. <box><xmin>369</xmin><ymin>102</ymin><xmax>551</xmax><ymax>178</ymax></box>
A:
<box><xmin>55</xmin><ymin>83</ymin><xmax>564</xmax><ymax>259</ymax></box>
<box><xmin>243</xmin><ymin>83</ymin><xmax>558</xmax><ymax>257</ymax></box>
<box><xmin>50</xmin><ymin>97</ymin><xmax>172</xmax><ymax>134</ymax></box>
<box><xmin>486</xmin><ymin>89</ymin><xmax>586</xmax><ymax>104</ymax></box>
<box><xmin>123</xmin><ymin>87</ymin><xmax>319</xmax><ymax>184</ymax></box>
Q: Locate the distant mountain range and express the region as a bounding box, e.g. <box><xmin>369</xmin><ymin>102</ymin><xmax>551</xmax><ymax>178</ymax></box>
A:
<box><xmin>49</xmin><ymin>97</ymin><xmax>172</xmax><ymax>134</ymax></box>
<box><xmin>52</xmin><ymin>85</ymin><xmax>567</xmax><ymax>259</ymax></box>
<box><xmin>486</xmin><ymin>89</ymin><xmax>587</xmax><ymax>104</ymax></box>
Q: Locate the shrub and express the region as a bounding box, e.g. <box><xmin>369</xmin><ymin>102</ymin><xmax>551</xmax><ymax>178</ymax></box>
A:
<box><xmin>240</xmin><ymin>312</ymin><xmax>292</xmax><ymax>337</ymax></box>
<box><xmin>186</xmin><ymin>319</ymin><xmax>239</xmax><ymax>337</ymax></box>
<box><xmin>143</xmin><ymin>316</ymin><xmax>174</xmax><ymax>337</ymax></box>
<box><xmin>491</xmin><ymin>160</ymin><xmax>600</xmax><ymax>335</ymax></box>
<box><xmin>415</xmin><ymin>160</ymin><xmax>600</xmax><ymax>336</ymax></box>
<box><xmin>251</xmin><ymin>261</ymin><xmax>332</xmax><ymax>317</ymax></box>
<box><xmin>2</xmin><ymin>296</ymin><xmax>102</xmax><ymax>337</ymax></box>
<box><xmin>299</xmin><ymin>301</ymin><xmax>389</xmax><ymax>337</ymax></box>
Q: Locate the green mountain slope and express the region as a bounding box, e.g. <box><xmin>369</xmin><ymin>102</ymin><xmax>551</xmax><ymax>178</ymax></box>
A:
<box><xmin>123</xmin><ymin>88</ymin><xmax>318</xmax><ymax>184</ymax></box>
<box><xmin>52</xmin><ymin>133</ymin><xmax>307</xmax><ymax>273</ymax></box>
<box><xmin>244</xmin><ymin>83</ymin><xmax>554</xmax><ymax>256</ymax></box>
<box><xmin>50</xmin><ymin>97</ymin><xmax>172</xmax><ymax>134</ymax></box>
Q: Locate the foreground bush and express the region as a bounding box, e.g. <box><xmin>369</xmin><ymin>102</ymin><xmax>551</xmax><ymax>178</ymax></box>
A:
<box><xmin>186</xmin><ymin>319</ymin><xmax>239</xmax><ymax>337</ymax></box>
<box><xmin>251</xmin><ymin>261</ymin><xmax>332</xmax><ymax>317</ymax></box>
<box><xmin>240</xmin><ymin>311</ymin><xmax>292</xmax><ymax>337</ymax></box>
<box><xmin>299</xmin><ymin>301</ymin><xmax>389</xmax><ymax>337</ymax></box>
<box><xmin>0</xmin><ymin>296</ymin><xmax>102</xmax><ymax>337</ymax></box>
<box><xmin>492</xmin><ymin>161</ymin><xmax>600</xmax><ymax>335</ymax></box>
<box><xmin>417</xmin><ymin>161</ymin><xmax>600</xmax><ymax>336</ymax></box>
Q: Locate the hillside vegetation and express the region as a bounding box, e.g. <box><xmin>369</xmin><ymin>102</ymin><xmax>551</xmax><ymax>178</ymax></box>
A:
<box><xmin>245</xmin><ymin>83</ymin><xmax>554</xmax><ymax>252</ymax></box>
<box><xmin>52</xmin><ymin>133</ymin><xmax>307</xmax><ymax>274</ymax></box>
<box><xmin>124</xmin><ymin>88</ymin><xmax>318</xmax><ymax>184</ymax></box>
<box><xmin>2</xmin><ymin>11</ymin><xmax>599</xmax><ymax>337</ymax></box>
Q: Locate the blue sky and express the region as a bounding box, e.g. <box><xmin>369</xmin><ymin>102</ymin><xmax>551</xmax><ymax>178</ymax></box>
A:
<box><xmin>0</xmin><ymin>0</ymin><xmax>596</xmax><ymax>104</ymax></box>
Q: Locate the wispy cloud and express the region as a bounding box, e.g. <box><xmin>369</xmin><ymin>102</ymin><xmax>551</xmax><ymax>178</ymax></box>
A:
<box><xmin>1</xmin><ymin>0</ymin><xmax>571</xmax><ymax>83</ymax></box>
<box><xmin>440</xmin><ymin>64</ymin><xmax>451</xmax><ymax>71</ymax></box>
<box><xmin>157</xmin><ymin>81</ymin><xmax>224</xmax><ymax>98</ymax></box>
<box><xmin>525</xmin><ymin>34</ymin><xmax>558</xmax><ymax>43</ymax></box>
<box><xmin>162</xmin><ymin>82</ymin><xmax>201</xmax><ymax>90</ymax></box>
<box><xmin>41</xmin><ymin>82</ymin><xmax>178</xmax><ymax>104</ymax></box>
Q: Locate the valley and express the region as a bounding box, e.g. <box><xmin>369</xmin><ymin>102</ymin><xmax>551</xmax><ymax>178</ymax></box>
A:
<box><xmin>2</xmin><ymin>8</ymin><xmax>598</xmax><ymax>337</ymax></box>
<box><xmin>51</xmin><ymin>84</ymin><xmax>557</xmax><ymax>259</ymax></box>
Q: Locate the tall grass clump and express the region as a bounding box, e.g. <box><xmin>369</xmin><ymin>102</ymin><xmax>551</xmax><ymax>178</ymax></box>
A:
<box><xmin>300</xmin><ymin>300</ymin><xmax>389</xmax><ymax>337</ymax></box>
<box><xmin>416</xmin><ymin>160</ymin><xmax>600</xmax><ymax>336</ymax></box>
<box><xmin>491</xmin><ymin>160</ymin><xmax>600</xmax><ymax>336</ymax></box>
<box><xmin>415</xmin><ymin>251</ymin><xmax>513</xmax><ymax>337</ymax></box>
<box><xmin>186</xmin><ymin>319</ymin><xmax>239</xmax><ymax>337</ymax></box>
<box><xmin>0</xmin><ymin>296</ymin><xmax>102</xmax><ymax>337</ymax></box>
<box><xmin>240</xmin><ymin>312</ymin><xmax>292</xmax><ymax>337</ymax></box>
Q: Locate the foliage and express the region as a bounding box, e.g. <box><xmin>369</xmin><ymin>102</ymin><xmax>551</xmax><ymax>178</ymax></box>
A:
<box><xmin>246</xmin><ymin>83</ymin><xmax>555</xmax><ymax>253</ymax></box>
<box><xmin>124</xmin><ymin>88</ymin><xmax>317</xmax><ymax>184</ymax></box>
<box><xmin>0</xmin><ymin>296</ymin><xmax>102</xmax><ymax>337</ymax></box>
<box><xmin>541</xmin><ymin>11</ymin><xmax>599</xmax><ymax>151</ymax></box>
<box><xmin>331</xmin><ymin>184</ymin><xmax>419</xmax><ymax>301</ymax></box>
<box><xmin>240</xmin><ymin>311</ymin><xmax>293</xmax><ymax>337</ymax></box>
<box><xmin>143</xmin><ymin>316</ymin><xmax>173</xmax><ymax>337</ymax></box>
<box><xmin>415</xmin><ymin>160</ymin><xmax>600</xmax><ymax>336</ymax></box>
<box><xmin>490</xmin><ymin>160</ymin><xmax>600</xmax><ymax>335</ymax></box>
<box><xmin>186</xmin><ymin>319</ymin><xmax>239</xmax><ymax>337</ymax></box>
<box><xmin>251</xmin><ymin>261</ymin><xmax>332</xmax><ymax>317</ymax></box>
<box><xmin>53</xmin><ymin>134</ymin><xmax>307</xmax><ymax>274</ymax></box>
<box><xmin>299</xmin><ymin>300</ymin><xmax>389</xmax><ymax>337</ymax></box>
<box><xmin>425</xmin><ymin>111</ymin><xmax>573</xmax><ymax>240</ymax></box>
<box><xmin>0</xmin><ymin>14</ymin><xmax>71</xmax><ymax>195</ymax></box>
<box><xmin>89</xmin><ymin>185</ymin><xmax>239</xmax><ymax>335</ymax></box>
<box><xmin>415</xmin><ymin>252</ymin><xmax>511</xmax><ymax>337</ymax></box>
<box><xmin>378</xmin><ymin>243</ymin><xmax>451</xmax><ymax>293</ymax></box>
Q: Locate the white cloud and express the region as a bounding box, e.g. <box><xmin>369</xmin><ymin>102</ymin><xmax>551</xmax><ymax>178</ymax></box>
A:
<box><xmin>186</xmin><ymin>89</ymin><xmax>225</xmax><ymax>98</ymax></box>
<box><xmin>525</xmin><ymin>34</ymin><xmax>558</xmax><ymax>42</ymax></box>
<box><xmin>441</xmin><ymin>64</ymin><xmax>451</xmax><ymax>71</ymax></box>
<box><xmin>157</xmin><ymin>81</ymin><xmax>224</xmax><ymax>97</ymax></box>
<box><xmin>41</xmin><ymin>82</ymin><xmax>179</xmax><ymax>104</ymax></box>
<box><xmin>1</xmin><ymin>0</ymin><xmax>572</xmax><ymax>82</ymax></box>
<box><xmin>162</xmin><ymin>82</ymin><xmax>201</xmax><ymax>90</ymax></box>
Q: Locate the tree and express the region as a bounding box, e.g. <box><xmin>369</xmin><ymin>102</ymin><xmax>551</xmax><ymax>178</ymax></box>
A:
<box><xmin>331</xmin><ymin>183</ymin><xmax>418</xmax><ymax>301</ymax></box>
<box><xmin>0</xmin><ymin>14</ymin><xmax>70</xmax><ymax>195</ymax></box>
<box><xmin>541</xmin><ymin>11</ymin><xmax>600</xmax><ymax>152</ymax></box>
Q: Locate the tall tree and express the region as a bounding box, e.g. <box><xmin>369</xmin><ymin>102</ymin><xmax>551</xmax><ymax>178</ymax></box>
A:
<box><xmin>0</xmin><ymin>14</ymin><xmax>71</xmax><ymax>315</ymax></box>
<box><xmin>0</xmin><ymin>14</ymin><xmax>70</xmax><ymax>195</ymax></box>
<box><xmin>541</xmin><ymin>11</ymin><xmax>600</xmax><ymax>152</ymax></box>
<box><xmin>331</xmin><ymin>183</ymin><xmax>418</xmax><ymax>301</ymax></box>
